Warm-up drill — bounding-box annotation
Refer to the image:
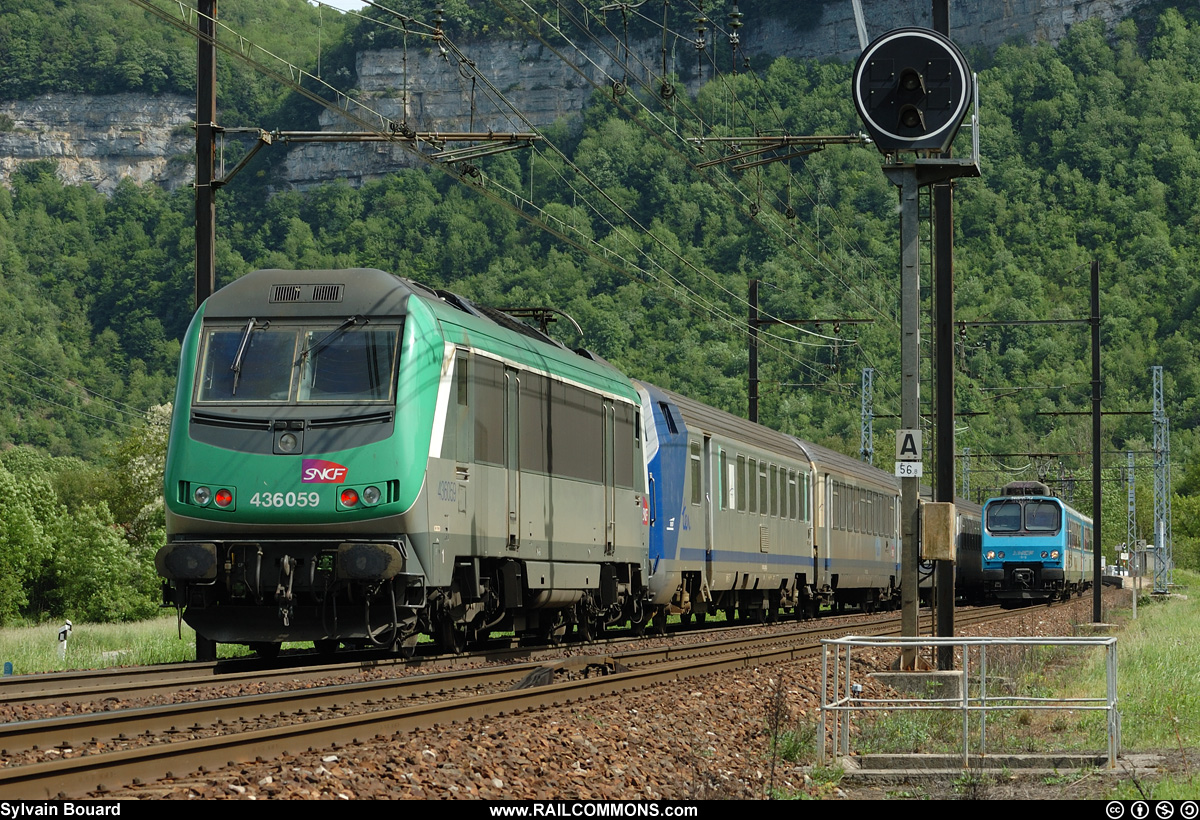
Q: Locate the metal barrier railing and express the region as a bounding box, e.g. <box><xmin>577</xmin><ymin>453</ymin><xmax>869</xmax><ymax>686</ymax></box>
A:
<box><xmin>819</xmin><ymin>635</ymin><xmax>1120</xmax><ymax>768</ymax></box>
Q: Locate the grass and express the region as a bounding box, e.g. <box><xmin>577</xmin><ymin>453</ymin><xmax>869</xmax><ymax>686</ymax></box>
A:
<box><xmin>0</xmin><ymin>606</ymin><xmax>748</xmax><ymax>675</ymax></box>
<box><xmin>820</xmin><ymin>570</ymin><xmax>1200</xmax><ymax>798</ymax></box>
<box><xmin>0</xmin><ymin>614</ymin><xmax>258</xmax><ymax>674</ymax></box>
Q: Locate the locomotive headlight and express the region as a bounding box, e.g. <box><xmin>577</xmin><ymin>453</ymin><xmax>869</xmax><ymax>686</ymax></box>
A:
<box><xmin>986</xmin><ymin>551</ymin><xmax>996</xmax><ymax>560</ymax></box>
<box><xmin>193</xmin><ymin>486</ymin><xmax>212</xmax><ymax>506</ymax></box>
<box><xmin>278</xmin><ymin>432</ymin><xmax>299</xmax><ymax>453</ymax></box>
<box><xmin>214</xmin><ymin>489</ymin><xmax>234</xmax><ymax>508</ymax></box>
<box><xmin>1041</xmin><ymin>551</ymin><xmax>1049</xmax><ymax>559</ymax></box>
<box><xmin>340</xmin><ymin>488</ymin><xmax>359</xmax><ymax>507</ymax></box>
<box><xmin>1051</xmin><ymin>550</ymin><xmax>1060</xmax><ymax>559</ymax></box>
<box><xmin>362</xmin><ymin>485</ymin><xmax>382</xmax><ymax>505</ymax></box>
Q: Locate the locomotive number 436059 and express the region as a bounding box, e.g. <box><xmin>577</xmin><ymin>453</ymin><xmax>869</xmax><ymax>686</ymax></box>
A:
<box><xmin>249</xmin><ymin>491</ymin><xmax>321</xmax><ymax>508</ymax></box>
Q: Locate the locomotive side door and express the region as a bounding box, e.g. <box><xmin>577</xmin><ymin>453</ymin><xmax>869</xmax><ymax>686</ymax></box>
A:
<box><xmin>603</xmin><ymin>400</ymin><xmax>616</xmax><ymax>554</ymax></box>
<box><xmin>505</xmin><ymin>368</ymin><xmax>520</xmax><ymax>550</ymax></box>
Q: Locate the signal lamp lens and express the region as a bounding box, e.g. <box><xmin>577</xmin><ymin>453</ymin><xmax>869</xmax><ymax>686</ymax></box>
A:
<box><xmin>1041</xmin><ymin>551</ymin><xmax>1049</xmax><ymax>559</ymax></box>
<box><xmin>214</xmin><ymin>489</ymin><xmax>233</xmax><ymax>508</ymax></box>
<box><xmin>278</xmin><ymin>433</ymin><xmax>298</xmax><ymax>453</ymax></box>
<box><xmin>340</xmin><ymin>488</ymin><xmax>359</xmax><ymax>507</ymax></box>
<box><xmin>193</xmin><ymin>486</ymin><xmax>212</xmax><ymax>506</ymax></box>
<box><xmin>362</xmin><ymin>485</ymin><xmax>381</xmax><ymax>505</ymax></box>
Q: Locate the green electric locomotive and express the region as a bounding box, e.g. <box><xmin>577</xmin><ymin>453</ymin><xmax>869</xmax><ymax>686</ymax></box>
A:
<box><xmin>156</xmin><ymin>269</ymin><xmax>650</xmax><ymax>659</ymax></box>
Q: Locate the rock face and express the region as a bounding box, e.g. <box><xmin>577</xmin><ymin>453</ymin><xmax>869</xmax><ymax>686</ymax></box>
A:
<box><xmin>0</xmin><ymin>93</ymin><xmax>194</xmax><ymax>194</ymax></box>
<box><xmin>0</xmin><ymin>0</ymin><xmax>1157</xmax><ymax>193</ymax></box>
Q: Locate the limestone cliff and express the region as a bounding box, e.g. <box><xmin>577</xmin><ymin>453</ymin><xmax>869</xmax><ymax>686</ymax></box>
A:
<box><xmin>0</xmin><ymin>0</ymin><xmax>1158</xmax><ymax>193</ymax></box>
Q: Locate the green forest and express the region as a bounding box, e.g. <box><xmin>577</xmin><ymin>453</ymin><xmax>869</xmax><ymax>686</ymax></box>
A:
<box><xmin>2</xmin><ymin>0</ymin><xmax>1200</xmax><ymax>624</ymax></box>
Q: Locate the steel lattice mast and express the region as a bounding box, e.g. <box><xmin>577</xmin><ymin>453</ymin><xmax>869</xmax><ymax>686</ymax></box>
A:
<box><xmin>860</xmin><ymin>368</ymin><xmax>875</xmax><ymax>464</ymax></box>
<box><xmin>1152</xmin><ymin>366</ymin><xmax>1172</xmax><ymax>592</ymax></box>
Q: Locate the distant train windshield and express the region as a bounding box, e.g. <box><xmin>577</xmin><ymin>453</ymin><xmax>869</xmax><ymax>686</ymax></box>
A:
<box><xmin>195</xmin><ymin>323</ymin><xmax>400</xmax><ymax>404</ymax></box>
<box><xmin>985</xmin><ymin>498</ymin><xmax>1062</xmax><ymax>534</ymax></box>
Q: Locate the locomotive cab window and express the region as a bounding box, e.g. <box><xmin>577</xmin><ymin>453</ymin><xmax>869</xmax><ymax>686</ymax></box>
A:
<box><xmin>1024</xmin><ymin>500</ymin><xmax>1061</xmax><ymax>532</ymax></box>
<box><xmin>195</xmin><ymin>321</ymin><xmax>400</xmax><ymax>405</ymax></box>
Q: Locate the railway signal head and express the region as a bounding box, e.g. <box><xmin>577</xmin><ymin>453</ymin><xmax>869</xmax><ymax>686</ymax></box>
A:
<box><xmin>853</xmin><ymin>27</ymin><xmax>973</xmax><ymax>154</ymax></box>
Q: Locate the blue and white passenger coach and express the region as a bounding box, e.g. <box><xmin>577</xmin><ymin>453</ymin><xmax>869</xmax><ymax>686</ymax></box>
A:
<box><xmin>637</xmin><ymin>382</ymin><xmax>902</xmax><ymax>622</ymax></box>
<box><xmin>981</xmin><ymin>481</ymin><xmax>1093</xmax><ymax>602</ymax></box>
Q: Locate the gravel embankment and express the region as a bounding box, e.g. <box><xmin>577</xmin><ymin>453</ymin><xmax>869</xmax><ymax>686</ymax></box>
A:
<box><xmin>102</xmin><ymin>590</ymin><xmax>1126</xmax><ymax>800</ymax></box>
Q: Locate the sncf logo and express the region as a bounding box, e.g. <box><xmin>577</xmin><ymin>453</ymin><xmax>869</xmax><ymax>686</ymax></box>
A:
<box><xmin>302</xmin><ymin>459</ymin><xmax>348</xmax><ymax>483</ymax></box>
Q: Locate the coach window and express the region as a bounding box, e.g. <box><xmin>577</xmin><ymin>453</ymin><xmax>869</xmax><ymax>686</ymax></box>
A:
<box><xmin>737</xmin><ymin>455</ymin><xmax>747</xmax><ymax>512</ymax></box>
<box><xmin>613</xmin><ymin>403</ymin><xmax>639</xmax><ymax>491</ymax></box>
<box><xmin>759</xmin><ymin>464</ymin><xmax>768</xmax><ymax>515</ymax></box>
<box><xmin>748</xmin><ymin>458</ymin><xmax>758</xmax><ymax>513</ymax></box>
<box><xmin>473</xmin><ymin>358</ymin><xmax>505</xmax><ymax>466</ymax></box>
<box><xmin>690</xmin><ymin>442</ymin><xmax>702</xmax><ymax>506</ymax></box>
<box><xmin>659</xmin><ymin>402</ymin><xmax>678</xmax><ymax>435</ymax></box>
<box><xmin>549</xmin><ymin>382</ymin><xmax>603</xmax><ymax>483</ymax></box>
<box><xmin>519</xmin><ymin>373</ymin><xmax>549</xmax><ymax>474</ymax></box>
<box><xmin>769</xmin><ymin>465</ymin><xmax>779</xmax><ymax>517</ymax></box>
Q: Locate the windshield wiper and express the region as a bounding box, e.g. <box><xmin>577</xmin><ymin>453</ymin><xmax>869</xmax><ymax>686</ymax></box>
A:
<box><xmin>294</xmin><ymin>315</ymin><xmax>367</xmax><ymax>366</ymax></box>
<box><xmin>230</xmin><ymin>318</ymin><xmax>269</xmax><ymax>396</ymax></box>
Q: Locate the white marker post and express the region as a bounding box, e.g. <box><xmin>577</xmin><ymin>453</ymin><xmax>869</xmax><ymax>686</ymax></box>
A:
<box><xmin>57</xmin><ymin>620</ymin><xmax>72</xmax><ymax>662</ymax></box>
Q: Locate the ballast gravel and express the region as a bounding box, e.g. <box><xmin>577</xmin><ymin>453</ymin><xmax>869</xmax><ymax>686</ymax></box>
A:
<box><xmin>98</xmin><ymin>591</ymin><xmax>1125</xmax><ymax>800</ymax></box>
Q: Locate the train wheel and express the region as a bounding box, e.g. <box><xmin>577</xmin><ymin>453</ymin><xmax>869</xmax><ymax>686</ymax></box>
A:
<box><xmin>250</xmin><ymin>642</ymin><xmax>281</xmax><ymax>660</ymax></box>
<box><xmin>540</xmin><ymin>611</ymin><xmax>567</xmax><ymax>646</ymax></box>
<box><xmin>395</xmin><ymin>633</ymin><xmax>420</xmax><ymax>659</ymax></box>
<box><xmin>652</xmin><ymin>607</ymin><xmax>668</xmax><ymax>635</ymax></box>
<box><xmin>195</xmin><ymin>634</ymin><xmax>217</xmax><ymax>663</ymax></box>
<box><xmin>437</xmin><ymin>617</ymin><xmax>467</xmax><ymax>654</ymax></box>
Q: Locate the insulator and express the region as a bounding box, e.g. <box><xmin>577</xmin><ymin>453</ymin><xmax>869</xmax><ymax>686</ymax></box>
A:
<box><xmin>612</xmin><ymin>80</ymin><xmax>628</xmax><ymax>97</ymax></box>
<box><xmin>660</xmin><ymin>81</ymin><xmax>675</xmax><ymax>100</ymax></box>
<box><xmin>785</xmin><ymin>206</ymin><xmax>796</xmax><ymax>220</ymax></box>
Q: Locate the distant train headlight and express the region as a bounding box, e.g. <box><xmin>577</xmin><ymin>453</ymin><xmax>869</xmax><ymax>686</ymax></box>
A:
<box><xmin>192</xmin><ymin>486</ymin><xmax>212</xmax><ymax>506</ymax></box>
<box><xmin>340</xmin><ymin>488</ymin><xmax>359</xmax><ymax>507</ymax></box>
<box><xmin>1051</xmin><ymin>550</ymin><xmax>1060</xmax><ymax>559</ymax></box>
<box><xmin>278</xmin><ymin>433</ymin><xmax>299</xmax><ymax>453</ymax></box>
<box><xmin>1041</xmin><ymin>551</ymin><xmax>1049</xmax><ymax>559</ymax></box>
<box><xmin>362</xmin><ymin>485</ymin><xmax>381</xmax><ymax>505</ymax></box>
<box><xmin>214</xmin><ymin>489</ymin><xmax>234</xmax><ymax>508</ymax></box>
<box><xmin>986</xmin><ymin>551</ymin><xmax>995</xmax><ymax>560</ymax></box>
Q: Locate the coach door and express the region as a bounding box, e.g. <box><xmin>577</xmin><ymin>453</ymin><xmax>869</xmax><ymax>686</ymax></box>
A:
<box><xmin>505</xmin><ymin>368</ymin><xmax>520</xmax><ymax>550</ymax></box>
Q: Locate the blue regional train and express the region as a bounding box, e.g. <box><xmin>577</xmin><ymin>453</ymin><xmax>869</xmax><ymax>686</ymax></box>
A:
<box><xmin>981</xmin><ymin>481</ymin><xmax>1093</xmax><ymax>603</ymax></box>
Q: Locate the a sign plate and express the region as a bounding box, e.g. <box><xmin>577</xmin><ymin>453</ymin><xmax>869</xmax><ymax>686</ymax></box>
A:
<box><xmin>895</xmin><ymin>461</ymin><xmax>924</xmax><ymax>478</ymax></box>
<box><xmin>896</xmin><ymin>429</ymin><xmax>923</xmax><ymax>460</ymax></box>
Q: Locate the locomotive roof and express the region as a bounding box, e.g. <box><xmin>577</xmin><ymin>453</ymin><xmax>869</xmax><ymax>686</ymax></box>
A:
<box><xmin>204</xmin><ymin>268</ymin><xmax>422</xmax><ymax>319</ymax></box>
<box><xmin>203</xmin><ymin>268</ymin><xmax>630</xmax><ymax>389</ymax></box>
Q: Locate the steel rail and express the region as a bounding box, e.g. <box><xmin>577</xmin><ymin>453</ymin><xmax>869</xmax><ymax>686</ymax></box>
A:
<box><xmin>0</xmin><ymin>606</ymin><xmax>1022</xmax><ymax>799</ymax></box>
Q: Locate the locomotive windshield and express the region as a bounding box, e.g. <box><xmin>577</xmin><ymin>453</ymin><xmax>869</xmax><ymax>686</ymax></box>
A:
<box><xmin>196</xmin><ymin>322</ymin><xmax>400</xmax><ymax>404</ymax></box>
<box><xmin>985</xmin><ymin>498</ymin><xmax>1062</xmax><ymax>534</ymax></box>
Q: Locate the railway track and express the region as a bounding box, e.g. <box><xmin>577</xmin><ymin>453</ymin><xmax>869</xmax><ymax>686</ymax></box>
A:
<box><xmin>0</xmin><ymin>604</ymin><xmax>1030</xmax><ymax>799</ymax></box>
